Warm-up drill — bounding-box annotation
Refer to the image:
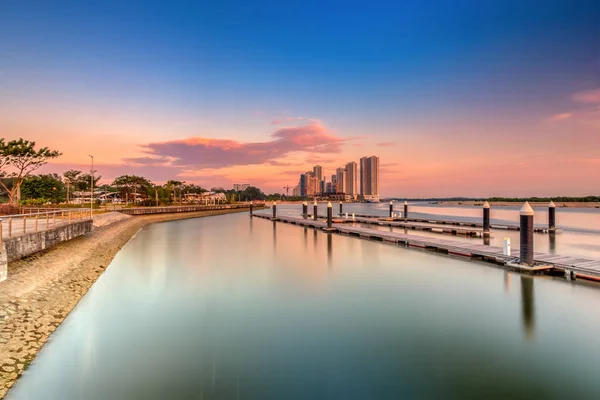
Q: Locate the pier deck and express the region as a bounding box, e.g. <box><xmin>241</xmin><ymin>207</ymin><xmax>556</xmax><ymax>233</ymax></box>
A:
<box><xmin>254</xmin><ymin>214</ymin><xmax>600</xmax><ymax>281</ymax></box>
<box><xmin>345</xmin><ymin>213</ymin><xmax>550</xmax><ymax>232</ymax></box>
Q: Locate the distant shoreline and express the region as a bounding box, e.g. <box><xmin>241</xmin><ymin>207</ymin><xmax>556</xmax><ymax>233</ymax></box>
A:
<box><xmin>434</xmin><ymin>201</ymin><xmax>600</xmax><ymax>209</ymax></box>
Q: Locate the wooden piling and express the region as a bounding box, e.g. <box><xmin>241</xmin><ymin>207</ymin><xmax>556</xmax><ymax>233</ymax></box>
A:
<box><xmin>483</xmin><ymin>201</ymin><xmax>490</xmax><ymax>235</ymax></box>
<box><xmin>520</xmin><ymin>202</ymin><xmax>534</xmax><ymax>265</ymax></box>
<box><xmin>548</xmin><ymin>201</ymin><xmax>556</xmax><ymax>232</ymax></box>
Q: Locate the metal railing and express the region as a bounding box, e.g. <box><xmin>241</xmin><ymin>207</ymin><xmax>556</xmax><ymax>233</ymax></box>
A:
<box><xmin>0</xmin><ymin>208</ymin><xmax>92</xmax><ymax>244</ymax></box>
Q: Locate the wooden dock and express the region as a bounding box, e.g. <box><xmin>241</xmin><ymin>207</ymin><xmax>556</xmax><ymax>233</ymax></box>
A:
<box><xmin>307</xmin><ymin>214</ymin><xmax>482</xmax><ymax>236</ymax></box>
<box><xmin>253</xmin><ymin>214</ymin><xmax>600</xmax><ymax>282</ymax></box>
<box><xmin>343</xmin><ymin>213</ymin><xmax>551</xmax><ymax>232</ymax></box>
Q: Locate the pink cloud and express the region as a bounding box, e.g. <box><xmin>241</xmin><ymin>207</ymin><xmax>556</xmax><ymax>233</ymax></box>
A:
<box><xmin>131</xmin><ymin>121</ymin><xmax>344</xmax><ymax>169</ymax></box>
<box><xmin>376</xmin><ymin>141</ymin><xmax>396</xmax><ymax>147</ymax></box>
<box><xmin>572</xmin><ymin>89</ymin><xmax>600</xmax><ymax>104</ymax></box>
<box><xmin>548</xmin><ymin>112</ymin><xmax>572</xmax><ymax>122</ymax></box>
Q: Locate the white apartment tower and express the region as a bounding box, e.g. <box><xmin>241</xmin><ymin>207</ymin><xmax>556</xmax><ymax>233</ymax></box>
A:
<box><xmin>360</xmin><ymin>156</ymin><xmax>379</xmax><ymax>202</ymax></box>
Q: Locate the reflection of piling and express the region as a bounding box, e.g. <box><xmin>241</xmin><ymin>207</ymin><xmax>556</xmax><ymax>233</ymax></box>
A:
<box><xmin>548</xmin><ymin>201</ymin><xmax>556</xmax><ymax>232</ymax></box>
<box><xmin>549</xmin><ymin>231</ymin><xmax>556</xmax><ymax>253</ymax></box>
<box><xmin>403</xmin><ymin>201</ymin><xmax>408</xmax><ymax>220</ymax></box>
<box><xmin>389</xmin><ymin>201</ymin><xmax>394</xmax><ymax>218</ymax></box>
<box><xmin>483</xmin><ymin>201</ymin><xmax>490</xmax><ymax>235</ymax></box>
<box><xmin>521</xmin><ymin>276</ymin><xmax>535</xmax><ymax>339</ymax></box>
<box><xmin>339</xmin><ymin>202</ymin><xmax>343</xmax><ymax>215</ymax></box>
<box><xmin>327</xmin><ymin>233</ymin><xmax>333</xmax><ymax>269</ymax></box>
<box><xmin>520</xmin><ymin>202</ymin><xmax>534</xmax><ymax>265</ymax></box>
<box><xmin>327</xmin><ymin>202</ymin><xmax>333</xmax><ymax>229</ymax></box>
<box><xmin>313</xmin><ymin>201</ymin><xmax>318</xmax><ymax>221</ymax></box>
<box><xmin>272</xmin><ymin>202</ymin><xmax>277</xmax><ymax>219</ymax></box>
<box><xmin>302</xmin><ymin>202</ymin><xmax>308</xmax><ymax>218</ymax></box>
<box><xmin>483</xmin><ymin>236</ymin><xmax>490</xmax><ymax>246</ymax></box>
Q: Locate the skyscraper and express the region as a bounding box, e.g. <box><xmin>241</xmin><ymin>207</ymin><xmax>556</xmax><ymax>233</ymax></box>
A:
<box><xmin>345</xmin><ymin>161</ymin><xmax>358</xmax><ymax>199</ymax></box>
<box><xmin>313</xmin><ymin>165</ymin><xmax>323</xmax><ymax>181</ymax></box>
<box><xmin>360</xmin><ymin>156</ymin><xmax>379</xmax><ymax>202</ymax></box>
<box><xmin>336</xmin><ymin>167</ymin><xmax>346</xmax><ymax>194</ymax></box>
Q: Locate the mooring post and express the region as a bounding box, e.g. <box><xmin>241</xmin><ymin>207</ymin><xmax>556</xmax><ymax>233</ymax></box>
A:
<box><xmin>272</xmin><ymin>202</ymin><xmax>277</xmax><ymax>219</ymax></box>
<box><xmin>389</xmin><ymin>201</ymin><xmax>394</xmax><ymax>218</ymax></box>
<box><xmin>483</xmin><ymin>201</ymin><xmax>490</xmax><ymax>235</ymax></box>
<box><xmin>339</xmin><ymin>201</ymin><xmax>343</xmax><ymax>215</ymax></box>
<box><xmin>548</xmin><ymin>201</ymin><xmax>556</xmax><ymax>232</ymax></box>
<box><xmin>313</xmin><ymin>201</ymin><xmax>318</xmax><ymax>221</ymax></box>
<box><xmin>404</xmin><ymin>201</ymin><xmax>408</xmax><ymax>220</ymax></box>
<box><xmin>327</xmin><ymin>202</ymin><xmax>333</xmax><ymax>229</ymax></box>
<box><xmin>520</xmin><ymin>202</ymin><xmax>534</xmax><ymax>265</ymax></box>
<box><xmin>249</xmin><ymin>201</ymin><xmax>253</xmax><ymax>216</ymax></box>
<box><xmin>302</xmin><ymin>201</ymin><xmax>308</xmax><ymax>218</ymax></box>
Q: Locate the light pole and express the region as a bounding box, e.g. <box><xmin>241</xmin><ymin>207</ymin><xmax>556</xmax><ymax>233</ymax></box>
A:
<box><xmin>89</xmin><ymin>155</ymin><xmax>94</xmax><ymax>218</ymax></box>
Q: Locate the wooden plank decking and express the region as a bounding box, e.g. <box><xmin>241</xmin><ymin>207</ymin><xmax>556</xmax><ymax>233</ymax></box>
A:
<box><xmin>253</xmin><ymin>214</ymin><xmax>600</xmax><ymax>281</ymax></box>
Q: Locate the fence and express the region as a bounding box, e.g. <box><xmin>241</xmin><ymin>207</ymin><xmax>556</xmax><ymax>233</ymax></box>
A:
<box><xmin>118</xmin><ymin>203</ymin><xmax>253</xmax><ymax>215</ymax></box>
<box><xmin>0</xmin><ymin>208</ymin><xmax>92</xmax><ymax>244</ymax></box>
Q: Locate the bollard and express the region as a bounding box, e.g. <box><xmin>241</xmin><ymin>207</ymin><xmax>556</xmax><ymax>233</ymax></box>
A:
<box><xmin>345</xmin><ymin>212</ymin><xmax>348</xmax><ymax>219</ymax></box>
<box><xmin>272</xmin><ymin>202</ymin><xmax>277</xmax><ymax>219</ymax></box>
<box><xmin>503</xmin><ymin>238</ymin><xmax>511</xmax><ymax>256</ymax></box>
<box><xmin>327</xmin><ymin>202</ymin><xmax>333</xmax><ymax>229</ymax></box>
<box><xmin>302</xmin><ymin>202</ymin><xmax>308</xmax><ymax>218</ymax></box>
<box><xmin>339</xmin><ymin>201</ymin><xmax>343</xmax><ymax>215</ymax></box>
<box><xmin>404</xmin><ymin>201</ymin><xmax>408</xmax><ymax>220</ymax></box>
<box><xmin>548</xmin><ymin>201</ymin><xmax>556</xmax><ymax>232</ymax></box>
<box><xmin>352</xmin><ymin>212</ymin><xmax>355</xmax><ymax>220</ymax></box>
<box><xmin>520</xmin><ymin>202</ymin><xmax>534</xmax><ymax>265</ymax></box>
<box><xmin>389</xmin><ymin>201</ymin><xmax>394</xmax><ymax>218</ymax></box>
<box><xmin>483</xmin><ymin>201</ymin><xmax>490</xmax><ymax>235</ymax></box>
<box><xmin>250</xmin><ymin>201</ymin><xmax>253</xmax><ymax>216</ymax></box>
<box><xmin>313</xmin><ymin>201</ymin><xmax>318</xmax><ymax>221</ymax></box>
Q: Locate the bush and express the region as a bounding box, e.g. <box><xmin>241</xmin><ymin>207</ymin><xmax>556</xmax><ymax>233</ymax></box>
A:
<box><xmin>0</xmin><ymin>204</ymin><xmax>21</xmax><ymax>216</ymax></box>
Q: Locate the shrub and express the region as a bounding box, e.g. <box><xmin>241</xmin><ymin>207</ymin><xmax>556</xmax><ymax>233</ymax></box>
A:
<box><xmin>0</xmin><ymin>204</ymin><xmax>21</xmax><ymax>215</ymax></box>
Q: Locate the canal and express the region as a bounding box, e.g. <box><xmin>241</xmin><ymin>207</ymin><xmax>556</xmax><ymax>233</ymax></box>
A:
<box><xmin>8</xmin><ymin>211</ymin><xmax>600</xmax><ymax>399</ymax></box>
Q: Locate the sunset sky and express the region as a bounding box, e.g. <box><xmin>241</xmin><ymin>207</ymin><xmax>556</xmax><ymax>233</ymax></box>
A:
<box><xmin>1</xmin><ymin>0</ymin><xmax>599</xmax><ymax>197</ymax></box>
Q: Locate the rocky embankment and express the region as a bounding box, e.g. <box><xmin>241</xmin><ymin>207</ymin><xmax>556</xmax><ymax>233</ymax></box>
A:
<box><xmin>0</xmin><ymin>208</ymin><xmax>249</xmax><ymax>398</ymax></box>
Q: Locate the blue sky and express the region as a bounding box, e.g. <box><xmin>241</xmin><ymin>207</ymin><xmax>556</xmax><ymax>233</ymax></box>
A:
<box><xmin>1</xmin><ymin>0</ymin><xmax>599</xmax><ymax>195</ymax></box>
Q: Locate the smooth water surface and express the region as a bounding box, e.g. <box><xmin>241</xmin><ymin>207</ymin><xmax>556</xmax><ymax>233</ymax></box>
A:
<box><xmin>9</xmin><ymin>212</ymin><xmax>600</xmax><ymax>399</ymax></box>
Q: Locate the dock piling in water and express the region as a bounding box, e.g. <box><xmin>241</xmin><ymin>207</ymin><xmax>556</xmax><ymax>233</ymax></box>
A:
<box><xmin>548</xmin><ymin>201</ymin><xmax>556</xmax><ymax>232</ymax></box>
<box><xmin>520</xmin><ymin>202</ymin><xmax>534</xmax><ymax>265</ymax></box>
<box><xmin>250</xmin><ymin>202</ymin><xmax>253</xmax><ymax>216</ymax></box>
<box><xmin>272</xmin><ymin>202</ymin><xmax>277</xmax><ymax>219</ymax></box>
<box><xmin>303</xmin><ymin>202</ymin><xmax>308</xmax><ymax>218</ymax></box>
<box><xmin>327</xmin><ymin>202</ymin><xmax>333</xmax><ymax>229</ymax></box>
<box><xmin>404</xmin><ymin>201</ymin><xmax>408</xmax><ymax>220</ymax></box>
<box><xmin>313</xmin><ymin>201</ymin><xmax>318</xmax><ymax>221</ymax></box>
<box><xmin>389</xmin><ymin>201</ymin><xmax>393</xmax><ymax>218</ymax></box>
<box><xmin>339</xmin><ymin>201</ymin><xmax>343</xmax><ymax>215</ymax></box>
<box><xmin>483</xmin><ymin>201</ymin><xmax>490</xmax><ymax>235</ymax></box>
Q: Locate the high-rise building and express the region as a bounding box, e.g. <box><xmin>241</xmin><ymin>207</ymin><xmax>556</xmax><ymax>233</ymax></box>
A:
<box><xmin>335</xmin><ymin>167</ymin><xmax>346</xmax><ymax>194</ymax></box>
<box><xmin>313</xmin><ymin>165</ymin><xmax>323</xmax><ymax>181</ymax></box>
<box><xmin>360</xmin><ymin>156</ymin><xmax>380</xmax><ymax>202</ymax></box>
<box><xmin>344</xmin><ymin>162</ymin><xmax>358</xmax><ymax>199</ymax></box>
<box><xmin>299</xmin><ymin>174</ymin><xmax>308</xmax><ymax>196</ymax></box>
<box><xmin>306</xmin><ymin>175</ymin><xmax>319</xmax><ymax>197</ymax></box>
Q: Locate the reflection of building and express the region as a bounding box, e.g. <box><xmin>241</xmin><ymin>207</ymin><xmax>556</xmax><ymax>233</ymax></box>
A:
<box><xmin>360</xmin><ymin>156</ymin><xmax>379</xmax><ymax>202</ymax></box>
<box><xmin>233</xmin><ymin>183</ymin><xmax>250</xmax><ymax>191</ymax></box>
<box><xmin>345</xmin><ymin>161</ymin><xmax>358</xmax><ymax>200</ymax></box>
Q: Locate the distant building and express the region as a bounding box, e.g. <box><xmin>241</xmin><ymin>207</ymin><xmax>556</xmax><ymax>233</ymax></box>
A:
<box><xmin>335</xmin><ymin>167</ymin><xmax>346</xmax><ymax>194</ymax></box>
<box><xmin>292</xmin><ymin>185</ymin><xmax>301</xmax><ymax>197</ymax></box>
<box><xmin>306</xmin><ymin>175</ymin><xmax>319</xmax><ymax>197</ymax></box>
<box><xmin>233</xmin><ymin>183</ymin><xmax>250</xmax><ymax>191</ymax></box>
<box><xmin>345</xmin><ymin>161</ymin><xmax>358</xmax><ymax>200</ymax></box>
<box><xmin>313</xmin><ymin>165</ymin><xmax>323</xmax><ymax>181</ymax></box>
<box><xmin>360</xmin><ymin>156</ymin><xmax>380</xmax><ymax>202</ymax></box>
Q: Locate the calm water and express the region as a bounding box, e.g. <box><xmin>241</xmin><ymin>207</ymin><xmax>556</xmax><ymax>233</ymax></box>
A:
<box><xmin>9</xmin><ymin>210</ymin><xmax>600</xmax><ymax>399</ymax></box>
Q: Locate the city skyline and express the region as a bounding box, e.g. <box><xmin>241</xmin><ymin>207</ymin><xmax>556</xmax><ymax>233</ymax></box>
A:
<box><xmin>1</xmin><ymin>1</ymin><xmax>599</xmax><ymax>197</ymax></box>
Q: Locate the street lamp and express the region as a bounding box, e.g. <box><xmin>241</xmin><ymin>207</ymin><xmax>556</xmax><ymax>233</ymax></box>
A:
<box><xmin>89</xmin><ymin>155</ymin><xmax>94</xmax><ymax>217</ymax></box>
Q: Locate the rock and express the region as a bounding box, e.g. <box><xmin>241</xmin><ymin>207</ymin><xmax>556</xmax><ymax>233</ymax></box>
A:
<box><xmin>1</xmin><ymin>366</ymin><xmax>15</xmax><ymax>372</ymax></box>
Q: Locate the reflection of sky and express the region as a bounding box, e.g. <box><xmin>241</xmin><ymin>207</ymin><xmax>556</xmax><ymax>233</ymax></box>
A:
<box><xmin>9</xmin><ymin>213</ymin><xmax>600</xmax><ymax>399</ymax></box>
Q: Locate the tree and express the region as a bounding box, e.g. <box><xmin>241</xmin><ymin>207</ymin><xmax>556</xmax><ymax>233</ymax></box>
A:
<box><xmin>241</xmin><ymin>186</ymin><xmax>266</xmax><ymax>201</ymax></box>
<box><xmin>63</xmin><ymin>169</ymin><xmax>82</xmax><ymax>204</ymax></box>
<box><xmin>166</xmin><ymin>180</ymin><xmax>184</xmax><ymax>203</ymax></box>
<box><xmin>74</xmin><ymin>173</ymin><xmax>101</xmax><ymax>192</ymax></box>
<box><xmin>112</xmin><ymin>175</ymin><xmax>153</xmax><ymax>205</ymax></box>
<box><xmin>0</xmin><ymin>139</ymin><xmax>62</xmax><ymax>204</ymax></box>
<box><xmin>20</xmin><ymin>173</ymin><xmax>66</xmax><ymax>204</ymax></box>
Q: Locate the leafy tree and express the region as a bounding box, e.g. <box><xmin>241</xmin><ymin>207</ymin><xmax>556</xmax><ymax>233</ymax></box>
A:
<box><xmin>112</xmin><ymin>175</ymin><xmax>153</xmax><ymax>205</ymax></box>
<box><xmin>20</xmin><ymin>173</ymin><xmax>65</xmax><ymax>204</ymax></box>
<box><xmin>0</xmin><ymin>139</ymin><xmax>62</xmax><ymax>204</ymax></box>
<box><xmin>63</xmin><ymin>169</ymin><xmax>82</xmax><ymax>204</ymax></box>
<box><xmin>74</xmin><ymin>173</ymin><xmax>101</xmax><ymax>192</ymax></box>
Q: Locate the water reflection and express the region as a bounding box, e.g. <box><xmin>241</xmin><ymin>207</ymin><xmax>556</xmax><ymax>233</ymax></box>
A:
<box><xmin>483</xmin><ymin>236</ymin><xmax>490</xmax><ymax>246</ymax></box>
<box><xmin>504</xmin><ymin>271</ymin><xmax>511</xmax><ymax>293</ymax></box>
<box><xmin>521</xmin><ymin>276</ymin><xmax>535</xmax><ymax>340</ymax></box>
<box><xmin>549</xmin><ymin>232</ymin><xmax>556</xmax><ymax>254</ymax></box>
<box><xmin>327</xmin><ymin>233</ymin><xmax>333</xmax><ymax>271</ymax></box>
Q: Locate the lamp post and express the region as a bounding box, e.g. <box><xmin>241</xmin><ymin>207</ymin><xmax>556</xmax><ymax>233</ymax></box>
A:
<box><xmin>89</xmin><ymin>155</ymin><xmax>94</xmax><ymax>218</ymax></box>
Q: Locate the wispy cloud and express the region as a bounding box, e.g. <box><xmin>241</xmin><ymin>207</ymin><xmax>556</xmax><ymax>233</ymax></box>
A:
<box><xmin>548</xmin><ymin>112</ymin><xmax>572</xmax><ymax>122</ymax></box>
<box><xmin>376</xmin><ymin>141</ymin><xmax>396</xmax><ymax>147</ymax></box>
<box><xmin>572</xmin><ymin>89</ymin><xmax>600</xmax><ymax>104</ymax></box>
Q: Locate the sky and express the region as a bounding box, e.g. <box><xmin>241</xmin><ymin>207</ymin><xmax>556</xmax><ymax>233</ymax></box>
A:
<box><xmin>0</xmin><ymin>0</ymin><xmax>599</xmax><ymax>197</ymax></box>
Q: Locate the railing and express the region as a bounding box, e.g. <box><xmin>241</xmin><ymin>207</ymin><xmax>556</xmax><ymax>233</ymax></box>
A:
<box><xmin>0</xmin><ymin>208</ymin><xmax>92</xmax><ymax>245</ymax></box>
<box><xmin>118</xmin><ymin>203</ymin><xmax>253</xmax><ymax>215</ymax></box>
